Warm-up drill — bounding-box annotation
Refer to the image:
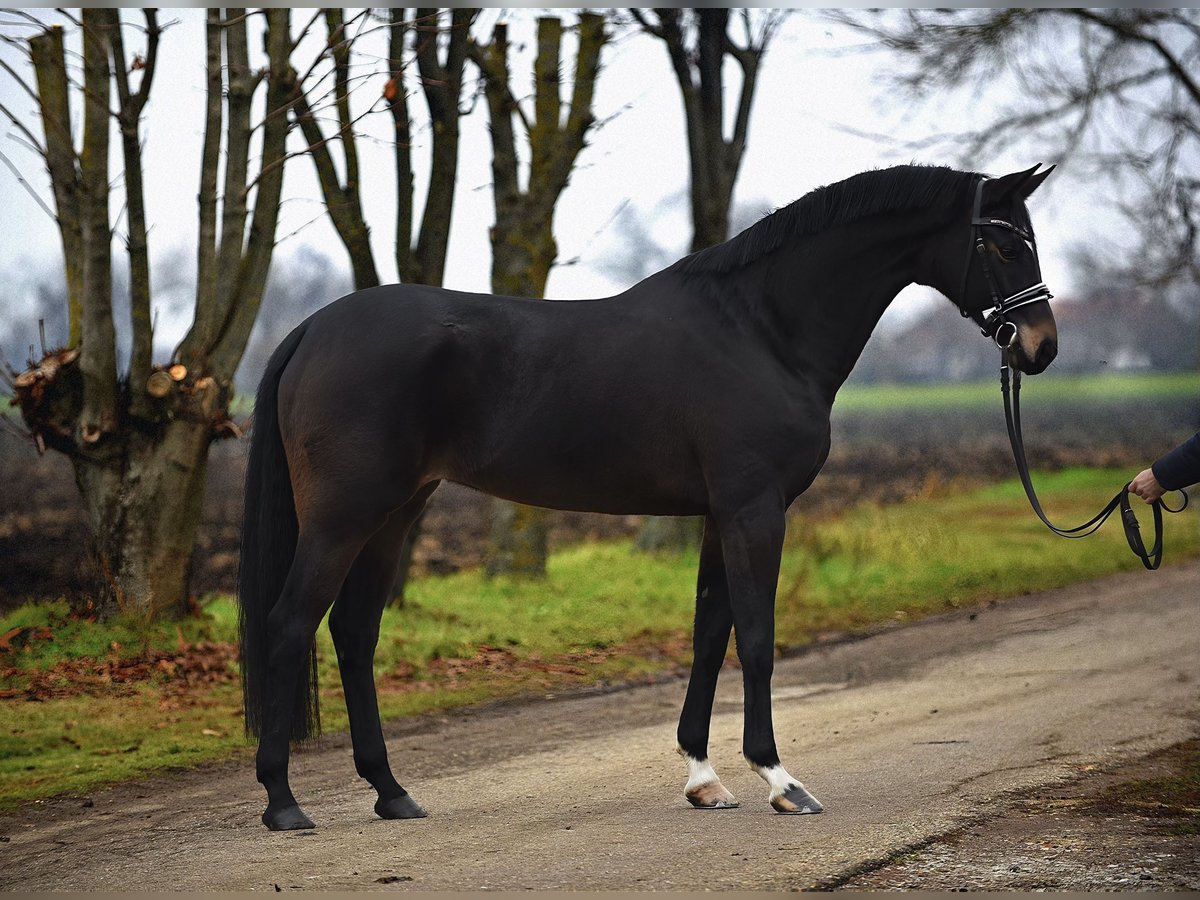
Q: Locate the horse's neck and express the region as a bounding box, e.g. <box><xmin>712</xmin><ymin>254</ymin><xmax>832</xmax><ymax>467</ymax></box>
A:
<box><xmin>753</xmin><ymin>211</ymin><xmax>943</xmax><ymax>399</ymax></box>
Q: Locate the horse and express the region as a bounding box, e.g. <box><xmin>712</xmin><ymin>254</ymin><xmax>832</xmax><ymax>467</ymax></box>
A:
<box><xmin>239</xmin><ymin>163</ymin><xmax>1059</xmax><ymax>830</ymax></box>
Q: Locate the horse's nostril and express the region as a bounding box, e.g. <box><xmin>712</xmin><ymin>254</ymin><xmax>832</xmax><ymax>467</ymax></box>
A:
<box><xmin>1036</xmin><ymin>338</ymin><xmax>1058</xmax><ymax>369</ymax></box>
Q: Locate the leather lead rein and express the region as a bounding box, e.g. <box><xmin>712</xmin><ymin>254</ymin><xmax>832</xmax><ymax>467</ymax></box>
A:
<box><xmin>1001</xmin><ymin>358</ymin><xmax>1188</xmax><ymax>570</ymax></box>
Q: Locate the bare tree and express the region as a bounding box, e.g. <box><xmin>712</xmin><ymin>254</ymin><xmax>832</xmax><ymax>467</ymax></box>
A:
<box><xmin>288</xmin><ymin>9</ymin><xmax>380</xmax><ymax>290</ymax></box>
<box><xmin>630</xmin><ymin>9</ymin><xmax>784</xmax><ymax>252</ymax></box>
<box><xmin>830</xmin><ymin>8</ymin><xmax>1200</xmax><ymax>289</ymax></box>
<box><xmin>470</xmin><ymin>11</ymin><xmax>607</xmax><ymax>577</ymax></box>
<box><xmin>390</xmin><ymin>7</ymin><xmax>476</xmax><ymax>288</ymax></box>
<box><xmin>627</xmin><ymin>8</ymin><xmax>784</xmax><ymax>552</ymax></box>
<box><xmin>4</xmin><ymin>9</ymin><xmax>294</xmax><ymax>620</ymax></box>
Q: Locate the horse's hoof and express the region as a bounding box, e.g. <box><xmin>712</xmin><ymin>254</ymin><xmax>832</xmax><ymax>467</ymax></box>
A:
<box><xmin>686</xmin><ymin>780</ymin><xmax>739</xmax><ymax>809</ymax></box>
<box><xmin>375</xmin><ymin>793</ymin><xmax>428</xmax><ymax>820</ymax></box>
<box><xmin>262</xmin><ymin>804</ymin><xmax>316</xmax><ymax>831</ymax></box>
<box><xmin>770</xmin><ymin>783</ymin><xmax>823</xmax><ymax>815</ymax></box>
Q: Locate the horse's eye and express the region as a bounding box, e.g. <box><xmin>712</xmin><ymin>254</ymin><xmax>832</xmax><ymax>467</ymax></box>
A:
<box><xmin>999</xmin><ymin>244</ymin><xmax>1019</xmax><ymax>261</ymax></box>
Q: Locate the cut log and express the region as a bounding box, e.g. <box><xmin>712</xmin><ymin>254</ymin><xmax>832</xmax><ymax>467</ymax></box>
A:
<box><xmin>146</xmin><ymin>370</ymin><xmax>174</xmax><ymax>398</ymax></box>
<box><xmin>168</xmin><ymin>364</ymin><xmax>188</xmax><ymax>382</ymax></box>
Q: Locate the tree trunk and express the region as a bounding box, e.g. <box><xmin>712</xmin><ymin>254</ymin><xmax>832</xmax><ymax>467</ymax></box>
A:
<box><xmin>485</xmin><ymin>501</ymin><xmax>550</xmax><ymax>578</ymax></box>
<box><xmin>634</xmin><ymin>514</ymin><xmax>705</xmax><ymax>554</ymax></box>
<box><xmin>72</xmin><ymin>420</ymin><xmax>212</xmax><ymax>620</ymax></box>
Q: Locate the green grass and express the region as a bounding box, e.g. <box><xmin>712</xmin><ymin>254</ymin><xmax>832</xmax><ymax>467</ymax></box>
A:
<box><xmin>2</xmin><ymin>467</ymin><xmax>1197</xmax><ymax>809</ymax></box>
<box><xmin>834</xmin><ymin>370</ymin><xmax>1200</xmax><ymax>414</ymax></box>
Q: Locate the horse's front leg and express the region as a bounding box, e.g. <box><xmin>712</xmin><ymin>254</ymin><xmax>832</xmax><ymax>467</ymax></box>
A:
<box><xmin>716</xmin><ymin>496</ymin><xmax>823</xmax><ymax>815</ymax></box>
<box><xmin>676</xmin><ymin>515</ymin><xmax>739</xmax><ymax>808</ymax></box>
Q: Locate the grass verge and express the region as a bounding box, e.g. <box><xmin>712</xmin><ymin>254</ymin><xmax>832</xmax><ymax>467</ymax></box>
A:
<box><xmin>1</xmin><ymin>467</ymin><xmax>1197</xmax><ymax>811</ymax></box>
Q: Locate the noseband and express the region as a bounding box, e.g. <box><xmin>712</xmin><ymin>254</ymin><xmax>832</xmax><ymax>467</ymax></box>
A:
<box><xmin>958</xmin><ymin>176</ymin><xmax>1053</xmax><ymax>349</ymax></box>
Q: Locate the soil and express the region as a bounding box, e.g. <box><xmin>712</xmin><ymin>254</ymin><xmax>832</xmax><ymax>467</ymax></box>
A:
<box><xmin>834</xmin><ymin>739</ymin><xmax>1200</xmax><ymax>891</ymax></box>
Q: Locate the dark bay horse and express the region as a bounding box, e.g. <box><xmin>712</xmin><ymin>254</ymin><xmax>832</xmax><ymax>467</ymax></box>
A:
<box><xmin>240</xmin><ymin>163</ymin><xmax>1059</xmax><ymax>830</ymax></box>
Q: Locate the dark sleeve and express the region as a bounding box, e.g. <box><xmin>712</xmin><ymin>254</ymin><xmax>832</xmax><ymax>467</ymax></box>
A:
<box><xmin>1152</xmin><ymin>431</ymin><xmax>1200</xmax><ymax>491</ymax></box>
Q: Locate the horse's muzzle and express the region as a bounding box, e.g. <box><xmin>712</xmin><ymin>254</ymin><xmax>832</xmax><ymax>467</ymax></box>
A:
<box><xmin>1010</xmin><ymin>333</ymin><xmax>1057</xmax><ymax>375</ymax></box>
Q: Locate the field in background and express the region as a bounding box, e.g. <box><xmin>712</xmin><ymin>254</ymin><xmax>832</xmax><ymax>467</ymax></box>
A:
<box><xmin>834</xmin><ymin>371</ymin><xmax>1200</xmax><ymax>412</ymax></box>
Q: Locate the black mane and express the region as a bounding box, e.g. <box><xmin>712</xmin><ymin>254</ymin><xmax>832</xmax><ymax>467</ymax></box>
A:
<box><xmin>675</xmin><ymin>164</ymin><xmax>979</xmax><ymax>276</ymax></box>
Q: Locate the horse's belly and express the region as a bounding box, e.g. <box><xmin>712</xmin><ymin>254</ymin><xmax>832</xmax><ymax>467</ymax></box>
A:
<box><xmin>446</xmin><ymin>452</ymin><xmax>708</xmax><ymax>517</ymax></box>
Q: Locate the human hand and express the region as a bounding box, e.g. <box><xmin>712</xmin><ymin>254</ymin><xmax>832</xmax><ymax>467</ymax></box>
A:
<box><xmin>1129</xmin><ymin>467</ymin><xmax>1165</xmax><ymax>504</ymax></box>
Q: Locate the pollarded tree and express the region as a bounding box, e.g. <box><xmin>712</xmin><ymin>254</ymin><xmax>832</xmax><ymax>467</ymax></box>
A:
<box><xmin>3</xmin><ymin>8</ymin><xmax>294</xmax><ymax>620</ymax></box>
<box><xmin>471</xmin><ymin>11</ymin><xmax>607</xmax><ymax>577</ymax></box>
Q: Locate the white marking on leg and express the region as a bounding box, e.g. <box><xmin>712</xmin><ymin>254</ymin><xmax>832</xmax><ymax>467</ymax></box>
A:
<box><xmin>678</xmin><ymin>747</ymin><xmax>738</xmax><ymax>808</ymax></box>
<box><xmin>754</xmin><ymin>763</ymin><xmax>801</xmax><ymax>801</ymax></box>
<box><xmin>683</xmin><ymin>755</ymin><xmax>720</xmax><ymax>793</ymax></box>
<box><xmin>752</xmin><ymin>762</ymin><xmax>822</xmax><ymax>813</ymax></box>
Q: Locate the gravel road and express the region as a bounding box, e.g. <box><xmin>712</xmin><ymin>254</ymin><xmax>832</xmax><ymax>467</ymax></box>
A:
<box><xmin>1</xmin><ymin>561</ymin><xmax>1197</xmax><ymax>891</ymax></box>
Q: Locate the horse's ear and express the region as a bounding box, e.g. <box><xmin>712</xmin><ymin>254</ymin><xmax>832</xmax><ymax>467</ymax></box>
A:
<box><xmin>1018</xmin><ymin>163</ymin><xmax>1055</xmax><ymax>199</ymax></box>
<box><xmin>983</xmin><ymin>164</ymin><xmax>1043</xmax><ymax>207</ymax></box>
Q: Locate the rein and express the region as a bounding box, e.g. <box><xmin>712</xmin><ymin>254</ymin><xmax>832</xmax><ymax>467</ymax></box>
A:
<box><xmin>959</xmin><ymin>173</ymin><xmax>1188</xmax><ymax>570</ymax></box>
<box><xmin>1000</xmin><ymin>359</ymin><xmax>1188</xmax><ymax>570</ymax></box>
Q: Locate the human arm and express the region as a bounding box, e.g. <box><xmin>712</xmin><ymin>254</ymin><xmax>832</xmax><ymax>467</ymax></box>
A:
<box><xmin>1151</xmin><ymin>431</ymin><xmax>1200</xmax><ymax>492</ymax></box>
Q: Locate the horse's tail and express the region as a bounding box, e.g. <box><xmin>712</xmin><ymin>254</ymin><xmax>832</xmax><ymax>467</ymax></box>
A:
<box><xmin>238</xmin><ymin>321</ymin><xmax>320</xmax><ymax>742</ymax></box>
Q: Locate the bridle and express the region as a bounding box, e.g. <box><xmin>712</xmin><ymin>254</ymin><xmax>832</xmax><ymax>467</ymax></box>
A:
<box><xmin>957</xmin><ymin>176</ymin><xmax>1053</xmax><ymax>350</ymax></box>
<box><xmin>960</xmin><ymin>175</ymin><xmax>1188</xmax><ymax>570</ymax></box>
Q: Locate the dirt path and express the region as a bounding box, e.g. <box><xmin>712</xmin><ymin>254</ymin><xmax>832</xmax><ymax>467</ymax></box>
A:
<box><xmin>1</xmin><ymin>562</ymin><xmax>1198</xmax><ymax>891</ymax></box>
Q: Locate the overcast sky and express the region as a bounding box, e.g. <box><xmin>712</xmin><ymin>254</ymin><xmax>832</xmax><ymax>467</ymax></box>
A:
<box><xmin>0</xmin><ymin>8</ymin><xmax>1099</xmax><ymax>360</ymax></box>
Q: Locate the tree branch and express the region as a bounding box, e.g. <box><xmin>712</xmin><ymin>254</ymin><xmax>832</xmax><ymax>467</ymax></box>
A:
<box><xmin>179</xmin><ymin>9</ymin><xmax>253</xmax><ymax>368</ymax></box>
<box><xmin>471</xmin><ymin>21</ymin><xmax>520</xmax><ymax>201</ymax></box>
<box><xmin>1067</xmin><ymin>8</ymin><xmax>1200</xmax><ymax>113</ymax></box>
<box><xmin>109</xmin><ymin>8</ymin><xmax>156</xmax><ymax>405</ymax></box>
<box><xmin>411</xmin><ymin>7</ymin><xmax>476</xmax><ymax>286</ymax></box>
<box><xmin>208</xmin><ymin>8</ymin><xmax>294</xmax><ymax>384</ymax></box>
<box><xmin>0</xmin><ymin>145</ymin><xmax>54</xmax><ymax>220</ymax></box>
<box><xmin>290</xmin><ymin>63</ymin><xmax>380</xmax><ymax>289</ymax></box>
<box><xmin>191</xmin><ymin>8</ymin><xmax>222</xmax><ymax>339</ymax></box>
<box><xmin>389</xmin><ymin>7</ymin><xmax>415</xmax><ymax>281</ymax></box>
<box><xmin>77</xmin><ymin>8</ymin><xmax>117</xmax><ymax>440</ymax></box>
<box><xmin>29</xmin><ymin>24</ymin><xmax>83</xmax><ymax>345</ymax></box>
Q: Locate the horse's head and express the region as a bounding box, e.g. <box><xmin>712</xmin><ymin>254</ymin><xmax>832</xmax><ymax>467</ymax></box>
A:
<box><xmin>938</xmin><ymin>164</ymin><xmax>1059</xmax><ymax>375</ymax></box>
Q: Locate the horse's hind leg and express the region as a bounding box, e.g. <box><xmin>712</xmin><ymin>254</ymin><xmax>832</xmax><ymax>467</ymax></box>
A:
<box><xmin>257</xmin><ymin>522</ymin><xmax>377</xmax><ymax>831</ymax></box>
<box><xmin>329</xmin><ymin>484</ymin><xmax>438</xmax><ymax>821</ymax></box>
<box><xmin>676</xmin><ymin>515</ymin><xmax>739</xmax><ymax>808</ymax></box>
